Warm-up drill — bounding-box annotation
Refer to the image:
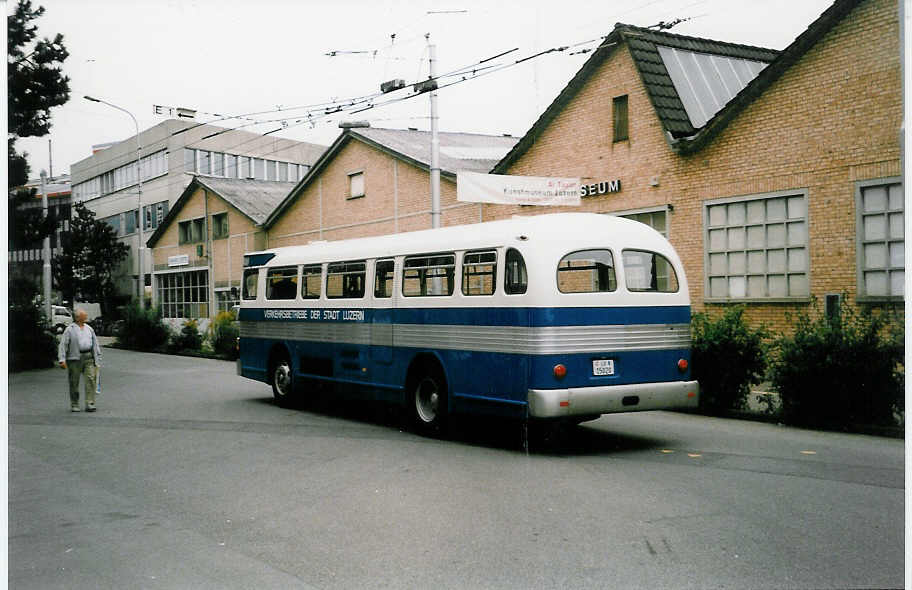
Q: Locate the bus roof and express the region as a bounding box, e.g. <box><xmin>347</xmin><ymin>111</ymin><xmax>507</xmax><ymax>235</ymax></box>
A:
<box><xmin>250</xmin><ymin>212</ymin><xmax>675</xmax><ymax>267</ymax></box>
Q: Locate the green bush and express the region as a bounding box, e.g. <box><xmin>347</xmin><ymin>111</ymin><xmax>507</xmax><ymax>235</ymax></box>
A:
<box><xmin>116</xmin><ymin>304</ymin><xmax>170</xmax><ymax>352</ymax></box>
<box><xmin>769</xmin><ymin>303</ymin><xmax>903</xmax><ymax>429</ymax></box>
<box><xmin>691</xmin><ymin>307</ymin><xmax>769</xmax><ymax>414</ymax></box>
<box><xmin>209</xmin><ymin>311</ymin><xmax>238</xmax><ymax>360</ymax></box>
<box><xmin>170</xmin><ymin>318</ymin><xmax>203</xmax><ymax>352</ymax></box>
<box><xmin>8</xmin><ymin>277</ymin><xmax>56</xmax><ymax>372</ymax></box>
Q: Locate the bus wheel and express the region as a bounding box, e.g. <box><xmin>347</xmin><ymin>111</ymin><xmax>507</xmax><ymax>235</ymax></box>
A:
<box><xmin>271</xmin><ymin>354</ymin><xmax>294</xmax><ymax>407</ymax></box>
<box><xmin>411</xmin><ymin>368</ymin><xmax>447</xmax><ymax>434</ymax></box>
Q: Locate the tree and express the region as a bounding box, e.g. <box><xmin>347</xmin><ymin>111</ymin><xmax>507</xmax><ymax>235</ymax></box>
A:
<box><xmin>8</xmin><ymin>0</ymin><xmax>71</xmax><ymax>181</ymax></box>
<box><xmin>54</xmin><ymin>202</ymin><xmax>129</xmax><ymax>309</ymax></box>
<box><xmin>8</xmin><ymin>0</ymin><xmax>71</xmax><ymax>255</ymax></box>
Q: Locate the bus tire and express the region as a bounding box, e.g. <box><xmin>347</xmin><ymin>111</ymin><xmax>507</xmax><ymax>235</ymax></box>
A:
<box><xmin>410</xmin><ymin>365</ymin><xmax>448</xmax><ymax>434</ymax></box>
<box><xmin>270</xmin><ymin>351</ymin><xmax>294</xmax><ymax>407</ymax></box>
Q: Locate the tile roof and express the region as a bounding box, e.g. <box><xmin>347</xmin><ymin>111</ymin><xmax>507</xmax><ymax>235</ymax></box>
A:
<box><xmin>146</xmin><ymin>176</ymin><xmax>293</xmax><ymax>247</ymax></box>
<box><xmin>264</xmin><ymin>127</ymin><xmax>519</xmax><ymax>228</ymax></box>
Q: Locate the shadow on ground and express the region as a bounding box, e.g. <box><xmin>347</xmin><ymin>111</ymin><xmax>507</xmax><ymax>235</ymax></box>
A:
<box><xmin>249</xmin><ymin>394</ymin><xmax>672</xmax><ymax>456</ymax></box>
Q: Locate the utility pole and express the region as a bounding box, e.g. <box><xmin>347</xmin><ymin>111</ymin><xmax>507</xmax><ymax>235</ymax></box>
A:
<box><xmin>40</xmin><ymin>170</ymin><xmax>52</xmax><ymax>321</ymax></box>
<box><xmin>427</xmin><ymin>35</ymin><xmax>441</xmax><ymax>229</ymax></box>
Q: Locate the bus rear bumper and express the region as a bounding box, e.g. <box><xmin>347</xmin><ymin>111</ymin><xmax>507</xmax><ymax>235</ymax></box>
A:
<box><xmin>528</xmin><ymin>380</ymin><xmax>699</xmax><ymax>418</ymax></box>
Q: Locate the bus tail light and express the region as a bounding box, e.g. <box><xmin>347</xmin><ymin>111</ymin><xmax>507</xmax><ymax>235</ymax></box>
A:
<box><xmin>553</xmin><ymin>364</ymin><xmax>567</xmax><ymax>379</ymax></box>
<box><xmin>677</xmin><ymin>358</ymin><xmax>688</xmax><ymax>373</ymax></box>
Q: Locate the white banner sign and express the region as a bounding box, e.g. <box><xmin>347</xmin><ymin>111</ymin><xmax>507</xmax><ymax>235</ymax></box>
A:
<box><xmin>457</xmin><ymin>171</ymin><xmax>581</xmax><ymax>206</ymax></box>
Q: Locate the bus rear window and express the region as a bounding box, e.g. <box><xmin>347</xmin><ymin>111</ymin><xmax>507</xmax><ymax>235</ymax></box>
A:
<box><xmin>242</xmin><ymin>268</ymin><xmax>259</xmax><ymax>300</ymax></box>
<box><xmin>462</xmin><ymin>250</ymin><xmax>496</xmax><ymax>296</ymax></box>
<box><xmin>622</xmin><ymin>250</ymin><xmax>679</xmax><ymax>292</ymax></box>
<box><xmin>266</xmin><ymin>267</ymin><xmax>298</xmax><ymax>300</ymax></box>
<box><xmin>557</xmin><ymin>250</ymin><xmax>617</xmax><ymax>293</ymax></box>
<box><xmin>327</xmin><ymin>261</ymin><xmax>366</xmax><ymax>298</ymax></box>
<box><xmin>403</xmin><ymin>254</ymin><xmax>455</xmax><ymax>297</ymax></box>
<box><xmin>301</xmin><ymin>264</ymin><xmax>321</xmax><ymax>299</ymax></box>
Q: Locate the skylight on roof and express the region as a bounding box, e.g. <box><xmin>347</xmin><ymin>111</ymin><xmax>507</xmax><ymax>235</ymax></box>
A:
<box><xmin>657</xmin><ymin>45</ymin><xmax>768</xmax><ymax>129</ymax></box>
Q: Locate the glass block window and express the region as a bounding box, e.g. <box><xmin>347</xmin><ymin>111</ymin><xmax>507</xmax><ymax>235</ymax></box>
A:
<box><xmin>857</xmin><ymin>179</ymin><xmax>903</xmax><ymax>298</ymax></box>
<box><xmin>705</xmin><ymin>192</ymin><xmax>808</xmax><ymax>299</ymax></box>
<box><xmin>158</xmin><ymin>270</ymin><xmax>209</xmax><ymax>319</ymax></box>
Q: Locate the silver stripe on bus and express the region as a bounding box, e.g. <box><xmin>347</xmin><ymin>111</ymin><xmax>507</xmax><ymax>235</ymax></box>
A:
<box><xmin>240</xmin><ymin>321</ymin><xmax>690</xmax><ymax>355</ymax></box>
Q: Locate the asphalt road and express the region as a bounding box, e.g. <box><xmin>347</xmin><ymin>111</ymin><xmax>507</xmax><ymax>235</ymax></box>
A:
<box><xmin>8</xmin><ymin>347</ymin><xmax>905</xmax><ymax>589</ymax></box>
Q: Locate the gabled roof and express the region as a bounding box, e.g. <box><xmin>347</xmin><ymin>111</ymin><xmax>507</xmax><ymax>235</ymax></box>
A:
<box><xmin>494</xmin><ymin>1</ymin><xmax>860</xmax><ymax>169</ymax></box>
<box><xmin>146</xmin><ymin>176</ymin><xmax>293</xmax><ymax>247</ymax></box>
<box><xmin>264</xmin><ymin>127</ymin><xmax>519</xmax><ymax>228</ymax></box>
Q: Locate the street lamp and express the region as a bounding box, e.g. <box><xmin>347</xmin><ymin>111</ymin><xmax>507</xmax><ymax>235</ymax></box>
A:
<box><xmin>84</xmin><ymin>95</ymin><xmax>144</xmax><ymax>303</ymax></box>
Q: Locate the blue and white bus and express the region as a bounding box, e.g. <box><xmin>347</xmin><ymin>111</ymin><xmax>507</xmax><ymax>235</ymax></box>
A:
<box><xmin>237</xmin><ymin>213</ymin><xmax>699</xmax><ymax>431</ymax></box>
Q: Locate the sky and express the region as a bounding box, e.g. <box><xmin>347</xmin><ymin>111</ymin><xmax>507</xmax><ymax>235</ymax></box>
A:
<box><xmin>11</xmin><ymin>0</ymin><xmax>836</xmax><ymax>180</ymax></box>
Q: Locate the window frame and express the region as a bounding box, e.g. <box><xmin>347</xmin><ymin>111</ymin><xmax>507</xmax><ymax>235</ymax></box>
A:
<box><xmin>374</xmin><ymin>259</ymin><xmax>395</xmax><ymax>299</ymax></box>
<box><xmin>612</xmin><ymin>94</ymin><xmax>629</xmax><ymax>143</ymax></box>
<box><xmin>348</xmin><ymin>170</ymin><xmax>365</xmax><ymax>200</ymax></box>
<box><xmin>461</xmin><ymin>249</ymin><xmax>497</xmax><ymax>296</ymax></box>
<box><xmin>557</xmin><ymin>249</ymin><xmax>618</xmax><ymax>294</ymax></box>
<box><xmin>703</xmin><ymin>189</ymin><xmax>810</xmax><ymax>303</ymax></box>
<box><xmin>615</xmin><ymin>206</ymin><xmax>669</xmax><ymax>238</ymax></box>
<box><xmin>326</xmin><ymin>260</ymin><xmax>367</xmax><ymax>299</ymax></box>
<box><xmin>265</xmin><ymin>266</ymin><xmax>299</xmax><ymax>301</ymax></box>
<box><xmin>301</xmin><ymin>264</ymin><xmax>323</xmax><ymax>299</ymax></box>
<box><xmin>212</xmin><ymin>212</ymin><xmax>229</xmax><ymax>240</ymax></box>
<box><xmin>402</xmin><ymin>253</ymin><xmax>456</xmax><ymax>297</ymax></box>
<box><xmin>855</xmin><ymin>177</ymin><xmax>903</xmax><ymax>302</ymax></box>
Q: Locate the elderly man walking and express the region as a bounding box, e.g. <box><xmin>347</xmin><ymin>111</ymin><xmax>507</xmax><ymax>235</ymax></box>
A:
<box><xmin>58</xmin><ymin>308</ymin><xmax>102</xmax><ymax>412</ymax></box>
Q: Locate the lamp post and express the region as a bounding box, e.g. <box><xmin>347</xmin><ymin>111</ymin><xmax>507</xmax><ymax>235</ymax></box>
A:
<box><xmin>84</xmin><ymin>95</ymin><xmax>144</xmax><ymax>303</ymax></box>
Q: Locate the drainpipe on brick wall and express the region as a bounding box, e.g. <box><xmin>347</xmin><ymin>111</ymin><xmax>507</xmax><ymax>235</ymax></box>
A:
<box><xmin>204</xmin><ymin>188</ymin><xmax>214</xmax><ymax>322</ymax></box>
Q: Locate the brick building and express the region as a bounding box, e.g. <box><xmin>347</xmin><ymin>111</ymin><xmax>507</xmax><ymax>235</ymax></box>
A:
<box><xmin>147</xmin><ymin>127</ymin><xmax>518</xmax><ymax>326</ymax></box>
<box><xmin>265</xmin><ymin>127</ymin><xmax>519</xmax><ymax>245</ymax></box>
<box><xmin>483</xmin><ymin>0</ymin><xmax>901</xmax><ymax>332</ymax></box>
<box><xmin>146</xmin><ymin>177</ymin><xmax>292</xmax><ymax>326</ymax></box>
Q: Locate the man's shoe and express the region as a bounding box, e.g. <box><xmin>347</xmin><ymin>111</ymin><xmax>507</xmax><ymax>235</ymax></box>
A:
<box><xmin>86</xmin><ymin>403</ymin><xmax>96</xmax><ymax>412</ymax></box>
<box><xmin>70</xmin><ymin>404</ymin><xmax>81</xmax><ymax>412</ymax></box>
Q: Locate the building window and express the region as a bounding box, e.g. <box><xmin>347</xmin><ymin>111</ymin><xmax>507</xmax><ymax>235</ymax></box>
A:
<box><xmin>158</xmin><ymin>270</ymin><xmax>209</xmax><ymax>319</ymax></box>
<box><xmin>178</xmin><ymin>217</ymin><xmax>206</xmax><ymax>244</ymax></box>
<box><xmin>124</xmin><ymin>209</ymin><xmax>137</xmax><ymax>235</ymax></box>
<box><xmin>266</xmin><ymin>160</ymin><xmax>277</xmax><ymax>181</ymax></box>
<box><xmin>856</xmin><ymin>178</ymin><xmax>903</xmax><ymax>299</ymax></box>
<box><xmin>348</xmin><ymin>171</ymin><xmax>364</xmax><ymax>199</ymax></box>
<box><xmin>253</xmin><ymin>158</ymin><xmax>265</xmax><ymax>180</ymax></box>
<box><xmin>239</xmin><ymin>156</ymin><xmax>250</xmax><ymax>178</ymax></box>
<box><xmin>225</xmin><ymin>154</ymin><xmax>237</xmax><ymax>178</ymax></box>
<box><xmin>184</xmin><ymin>149</ymin><xmax>197</xmax><ymax>173</ymax></box>
<box><xmin>212</xmin><ymin>152</ymin><xmax>224</xmax><ymax>176</ymax></box>
<box><xmin>215</xmin><ymin>288</ymin><xmax>239</xmax><ymax>312</ymax></box>
<box><xmin>199</xmin><ymin>151</ymin><xmax>211</xmax><ymax>175</ymax></box>
<box><xmin>620</xmin><ymin>208</ymin><xmax>667</xmax><ymax>237</ymax></box>
<box><xmin>278</xmin><ymin>161</ymin><xmax>288</xmax><ymax>182</ymax></box>
<box><xmin>705</xmin><ymin>191</ymin><xmax>808</xmax><ymax>300</ymax></box>
<box><xmin>613</xmin><ymin>95</ymin><xmax>628</xmax><ymax>142</ymax></box>
<box><xmin>212</xmin><ymin>212</ymin><xmax>229</xmax><ymax>239</ymax></box>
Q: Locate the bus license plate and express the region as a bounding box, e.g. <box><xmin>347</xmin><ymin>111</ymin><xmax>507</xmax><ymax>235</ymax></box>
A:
<box><xmin>592</xmin><ymin>359</ymin><xmax>615</xmax><ymax>376</ymax></box>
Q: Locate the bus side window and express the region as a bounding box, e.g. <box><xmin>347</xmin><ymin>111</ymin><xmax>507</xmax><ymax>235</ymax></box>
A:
<box><xmin>504</xmin><ymin>248</ymin><xmax>527</xmax><ymax>295</ymax></box>
<box><xmin>327</xmin><ymin>261</ymin><xmax>366</xmax><ymax>298</ymax></box>
<box><xmin>301</xmin><ymin>264</ymin><xmax>322</xmax><ymax>299</ymax></box>
<box><xmin>557</xmin><ymin>250</ymin><xmax>617</xmax><ymax>293</ymax></box>
<box><xmin>462</xmin><ymin>250</ymin><xmax>497</xmax><ymax>296</ymax></box>
<box><xmin>242</xmin><ymin>268</ymin><xmax>259</xmax><ymax>300</ymax></box>
<box><xmin>374</xmin><ymin>259</ymin><xmax>394</xmax><ymax>298</ymax></box>
<box><xmin>266</xmin><ymin>266</ymin><xmax>299</xmax><ymax>300</ymax></box>
<box><xmin>403</xmin><ymin>254</ymin><xmax>455</xmax><ymax>297</ymax></box>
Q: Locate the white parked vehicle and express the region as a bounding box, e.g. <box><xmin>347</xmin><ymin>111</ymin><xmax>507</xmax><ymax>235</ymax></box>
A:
<box><xmin>51</xmin><ymin>305</ymin><xmax>73</xmax><ymax>334</ymax></box>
